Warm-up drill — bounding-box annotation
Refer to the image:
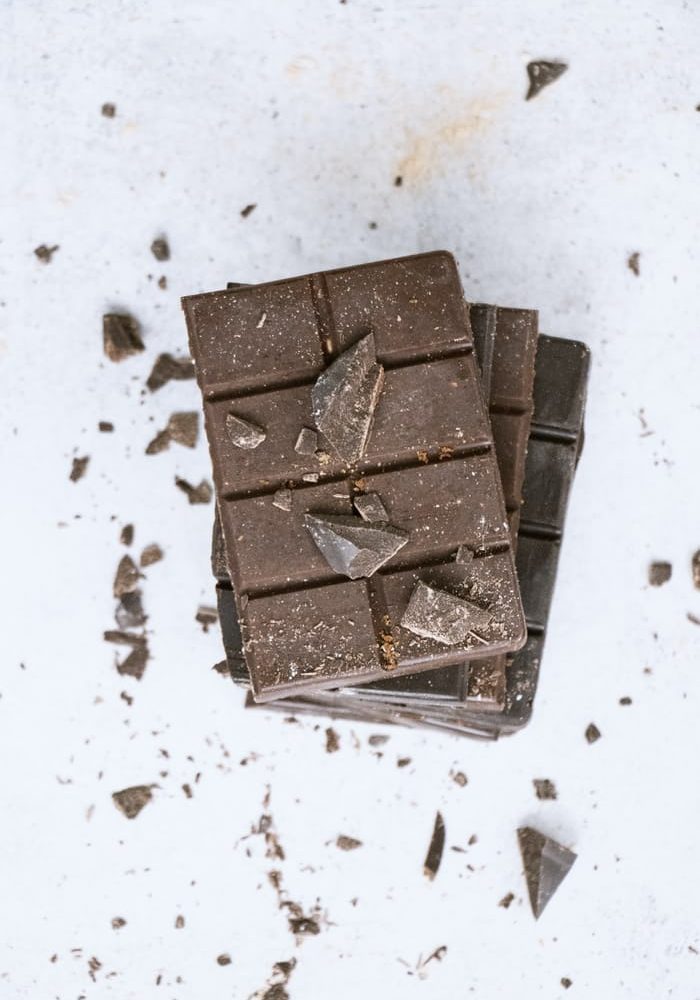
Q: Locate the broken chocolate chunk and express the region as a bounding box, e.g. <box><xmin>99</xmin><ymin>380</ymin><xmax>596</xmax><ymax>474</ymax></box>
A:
<box><xmin>168</xmin><ymin>411</ymin><xmax>199</xmax><ymax>448</ymax></box>
<box><xmin>150</xmin><ymin>237</ymin><xmax>170</xmax><ymax>262</ymax></box>
<box><xmin>120</xmin><ymin>524</ymin><xmax>134</xmax><ymax>546</ymax></box>
<box><xmin>69</xmin><ymin>455</ymin><xmax>89</xmax><ymax>482</ymax></box>
<box><xmin>517</xmin><ymin>826</ymin><xmax>576</xmax><ymax>919</ymax></box>
<box><xmin>34</xmin><ymin>244</ymin><xmax>59</xmax><ymax>263</ymax></box>
<box><xmin>116</xmin><ymin>643</ymin><xmax>149</xmax><ymax>680</ymax></box>
<box><xmin>113</xmin><ymin>555</ymin><xmax>141</xmax><ymax>597</ymax></box>
<box><xmin>648</xmin><ymin>561</ymin><xmax>672</xmax><ymax>586</ymax></box>
<box><xmin>691</xmin><ymin>550</ymin><xmax>700</xmax><ymax>589</ymax></box>
<box><xmin>627</xmin><ymin>252</ymin><xmax>641</xmax><ymax>276</ymax></box>
<box><xmin>525</xmin><ymin>60</ymin><xmax>568</xmax><ymax>100</ymax></box>
<box><xmin>103</xmin><ymin>313</ymin><xmax>144</xmax><ymax>362</ymax></box>
<box><xmin>423</xmin><ymin>811</ymin><xmax>445</xmax><ymax>880</ymax></box>
<box><xmin>146</xmin><ymin>353</ymin><xmax>195</xmax><ymax>392</ymax></box>
<box><xmin>115</xmin><ymin>591</ymin><xmax>147</xmax><ymax>629</ymax></box>
<box><xmin>140</xmin><ymin>543</ymin><xmax>163</xmax><ymax>567</ymax></box>
<box><xmin>336</xmin><ymin>835</ymin><xmax>362</xmax><ymax>851</ymax></box>
<box><xmin>311</xmin><ymin>333</ymin><xmax>384</xmax><ymax>464</ymax></box>
<box><xmin>225</xmin><ymin>412</ymin><xmax>266</xmax><ymax>449</ymax></box>
<box><xmin>533</xmin><ymin>778</ymin><xmax>558</xmax><ymax>801</ymax></box>
<box><xmin>294</xmin><ymin>427</ymin><xmax>318</xmax><ymax>455</ymax></box>
<box><xmin>272</xmin><ymin>489</ymin><xmax>293</xmax><ymax>512</ymax></box>
<box><xmin>498</xmin><ymin>892</ymin><xmax>514</xmax><ymax>909</ymax></box>
<box><xmin>145</xmin><ymin>428</ymin><xmax>170</xmax><ymax>455</ymax></box>
<box><xmin>585</xmin><ymin>722</ymin><xmax>601</xmax><ymax>744</ymax></box>
<box><xmin>175</xmin><ymin>477</ymin><xmax>212</xmax><ymax>504</ymax></box>
<box><xmin>196</xmin><ymin>605</ymin><xmax>218</xmax><ymax>632</ymax></box>
<box><xmin>98</xmin><ymin>421</ymin><xmax>114</xmax><ymax>432</ymax></box>
<box><xmin>353</xmin><ymin>492</ymin><xmax>388</xmax><ymax>523</ymax></box>
<box><xmin>112</xmin><ymin>785</ymin><xmax>153</xmax><ymax>819</ymax></box>
<box><xmin>401</xmin><ymin>581</ymin><xmax>491</xmax><ymax>645</ymax></box>
<box><xmin>304</xmin><ymin>513</ymin><xmax>408</xmax><ymax>579</ymax></box>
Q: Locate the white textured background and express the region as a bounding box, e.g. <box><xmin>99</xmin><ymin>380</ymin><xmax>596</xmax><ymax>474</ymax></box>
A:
<box><xmin>2</xmin><ymin>1</ymin><xmax>700</xmax><ymax>997</ymax></box>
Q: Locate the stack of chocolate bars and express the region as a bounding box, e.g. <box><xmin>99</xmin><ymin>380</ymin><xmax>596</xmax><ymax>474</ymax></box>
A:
<box><xmin>183</xmin><ymin>252</ymin><xmax>589</xmax><ymax>739</ymax></box>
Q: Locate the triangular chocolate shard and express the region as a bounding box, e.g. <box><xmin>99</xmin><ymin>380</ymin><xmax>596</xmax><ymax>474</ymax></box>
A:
<box><xmin>304</xmin><ymin>513</ymin><xmax>407</xmax><ymax>579</ymax></box>
<box><xmin>311</xmin><ymin>334</ymin><xmax>384</xmax><ymax>464</ymax></box>
<box><xmin>225</xmin><ymin>412</ymin><xmax>266</xmax><ymax>449</ymax></box>
<box><xmin>401</xmin><ymin>581</ymin><xmax>491</xmax><ymax>645</ymax></box>
<box><xmin>517</xmin><ymin>826</ymin><xmax>577</xmax><ymax>919</ymax></box>
<box><xmin>525</xmin><ymin>60</ymin><xmax>568</xmax><ymax>101</ymax></box>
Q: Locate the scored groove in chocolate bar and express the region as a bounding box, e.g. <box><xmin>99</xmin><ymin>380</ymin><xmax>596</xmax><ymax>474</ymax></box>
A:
<box><xmin>185</xmin><ymin>253</ymin><xmax>525</xmax><ymax>702</ymax></box>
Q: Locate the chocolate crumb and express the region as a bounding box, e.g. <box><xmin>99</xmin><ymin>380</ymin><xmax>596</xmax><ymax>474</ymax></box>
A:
<box><xmin>167</xmin><ymin>411</ymin><xmax>199</xmax><ymax>448</ymax></box>
<box><xmin>146</xmin><ymin>353</ymin><xmax>195</xmax><ymax>392</ymax></box>
<box><xmin>116</xmin><ymin>643</ymin><xmax>149</xmax><ymax>680</ymax></box>
<box><xmin>525</xmin><ymin>60</ymin><xmax>568</xmax><ymax>100</ymax></box>
<box><xmin>397</xmin><ymin>757</ymin><xmax>411</xmax><ymax>768</ymax></box>
<box><xmin>120</xmin><ymin>524</ymin><xmax>134</xmax><ymax>546</ymax></box>
<box><xmin>34</xmin><ymin>243</ymin><xmax>59</xmax><ymax>263</ymax></box>
<box><xmin>240</xmin><ymin>203</ymin><xmax>257</xmax><ymax>218</ymax></box>
<box><xmin>498</xmin><ymin>892</ymin><xmax>514</xmax><ymax>909</ymax></box>
<box><xmin>325</xmin><ymin>727</ymin><xmax>340</xmax><ymax>753</ymax></box>
<box><xmin>103</xmin><ymin>313</ymin><xmax>144</xmax><ymax>362</ymax></box>
<box><xmin>98</xmin><ymin>421</ymin><xmax>114</xmax><ymax>432</ymax></box>
<box><xmin>113</xmin><ymin>555</ymin><xmax>141</xmax><ymax>597</ymax></box>
<box><xmin>112</xmin><ymin>785</ymin><xmax>153</xmax><ymax>819</ymax></box>
<box><xmin>648</xmin><ymin>561</ymin><xmax>672</xmax><ymax>586</ymax></box>
<box><xmin>140</xmin><ymin>543</ymin><xmax>163</xmax><ymax>567</ymax></box>
<box><xmin>111</xmin><ymin>917</ymin><xmax>126</xmax><ymax>929</ymax></box>
<box><xmin>451</xmin><ymin>770</ymin><xmax>468</xmax><ymax>787</ymax></box>
<box><xmin>561</xmin><ymin>978</ymin><xmax>573</xmax><ymax>989</ymax></box>
<box><xmin>150</xmin><ymin>237</ymin><xmax>170</xmax><ymax>262</ymax></box>
<box><xmin>619</xmin><ymin>696</ymin><xmax>632</xmax><ymax>706</ymax></box>
<box><xmin>585</xmin><ymin>722</ymin><xmax>601</xmax><ymax>744</ymax></box>
<box><xmin>101</xmin><ymin>102</ymin><xmax>116</xmax><ymax>117</ymax></box>
<box><xmin>158</xmin><ymin>275</ymin><xmax>167</xmax><ymax>290</ymax></box>
<box><xmin>182</xmin><ymin>783</ymin><xmax>193</xmax><ymax>799</ymax></box>
<box><xmin>212</xmin><ymin>660</ymin><xmax>231</xmax><ymax>677</ymax></box>
<box><xmin>216</xmin><ymin>953</ymin><xmax>232</xmax><ymax>966</ymax></box>
<box><xmin>688</xmin><ymin>612</ymin><xmax>700</xmax><ymax>626</ymax></box>
<box><xmin>336</xmin><ymin>835</ymin><xmax>362</xmax><ymax>851</ymax></box>
<box><xmin>368</xmin><ymin>734</ymin><xmax>389</xmax><ymax>746</ymax></box>
<box><xmin>533</xmin><ymin>778</ymin><xmax>557</xmax><ymax>800</ymax></box>
<box><xmin>120</xmin><ymin>691</ymin><xmax>133</xmax><ymax>706</ymax></box>
<box><xmin>69</xmin><ymin>455</ymin><xmax>89</xmax><ymax>482</ymax></box>
<box><xmin>175</xmin><ymin>915</ymin><xmax>185</xmax><ymax>929</ymax></box>
<box><xmin>175</xmin><ymin>477</ymin><xmax>212</xmax><ymax>504</ymax></box>
<box><xmin>115</xmin><ymin>590</ymin><xmax>147</xmax><ymax>629</ymax></box>
<box><xmin>423</xmin><ymin>811</ymin><xmax>445</xmax><ymax>880</ymax></box>
<box><xmin>691</xmin><ymin>550</ymin><xmax>700</xmax><ymax>589</ymax></box>
<box><xmin>196</xmin><ymin>605</ymin><xmax>218</xmax><ymax>632</ymax></box>
<box><xmin>394</xmin><ymin>175</ymin><xmax>403</xmax><ymax>186</ymax></box>
<box><xmin>627</xmin><ymin>252</ymin><xmax>641</xmax><ymax>276</ymax></box>
<box><xmin>104</xmin><ymin>630</ymin><xmax>146</xmax><ymax>647</ymax></box>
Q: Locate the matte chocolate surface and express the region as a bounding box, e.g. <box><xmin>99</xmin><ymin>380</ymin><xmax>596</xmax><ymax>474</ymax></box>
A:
<box><xmin>185</xmin><ymin>253</ymin><xmax>525</xmax><ymax>702</ymax></box>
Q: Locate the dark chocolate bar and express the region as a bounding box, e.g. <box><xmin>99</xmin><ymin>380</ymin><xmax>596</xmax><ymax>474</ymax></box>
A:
<box><xmin>185</xmin><ymin>253</ymin><xmax>525</xmax><ymax>702</ymax></box>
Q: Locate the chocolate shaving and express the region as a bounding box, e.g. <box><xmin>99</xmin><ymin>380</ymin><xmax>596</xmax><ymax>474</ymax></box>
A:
<box><xmin>498</xmin><ymin>892</ymin><xmax>515</xmax><ymax>909</ymax></box>
<box><xmin>401</xmin><ymin>581</ymin><xmax>491</xmax><ymax>645</ymax></box>
<box><xmin>175</xmin><ymin>477</ymin><xmax>212</xmax><ymax>504</ymax></box>
<box><xmin>113</xmin><ymin>555</ymin><xmax>141</xmax><ymax>597</ymax></box>
<box><xmin>423</xmin><ymin>811</ymin><xmax>445</xmax><ymax>880</ymax></box>
<box><xmin>112</xmin><ymin>785</ymin><xmax>153</xmax><ymax>819</ymax></box>
<box><xmin>140</xmin><ymin>543</ymin><xmax>163</xmax><ymax>567</ymax></box>
<box><xmin>104</xmin><ymin>630</ymin><xmax>146</xmax><ymax>647</ymax></box>
<box><xmin>648</xmin><ymin>561</ymin><xmax>672</xmax><ymax>586</ymax></box>
<box><xmin>525</xmin><ymin>60</ymin><xmax>568</xmax><ymax>100</ymax></box>
<box><xmin>225</xmin><ymin>412</ymin><xmax>266</xmax><ymax>450</ymax></box>
<box><xmin>146</xmin><ymin>412</ymin><xmax>198</xmax><ymax>453</ymax></box>
<box><xmin>240</xmin><ymin>203</ymin><xmax>256</xmax><ymax>218</ymax></box>
<box><xmin>146</xmin><ymin>353</ymin><xmax>195</xmax><ymax>392</ymax></box>
<box><xmin>69</xmin><ymin>456</ymin><xmax>89</xmax><ymax>482</ymax></box>
<box><xmin>517</xmin><ymin>826</ymin><xmax>576</xmax><ymax>919</ymax></box>
<box><xmin>115</xmin><ymin>591</ymin><xmax>147</xmax><ymax>629</ymax></box>
<box><xmin>585</xmin><ymin>722</ymin><xmax>601</xmax><ymax>744</ymax></box>
<box><xmin>304</xmin><ymin>513</ymin><xmax>407</xmax><ymax>579</ymax></box>
<box><xmin>103</xmin><ymin>313</ymin><xmax>144</xmax><ymax>362</ymax></box>
<box><xmin>116</xmin><ymin>643</ymin><xmax>149</xmax><ymax>680</ymax></box>
<box><xmin>150</xmin><ymin>237</ymin><xmax>170</xmax><ymax>262</ymax></box>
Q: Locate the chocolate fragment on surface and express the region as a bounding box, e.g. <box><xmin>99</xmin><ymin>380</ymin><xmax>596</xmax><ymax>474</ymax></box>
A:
<box><xmin>104</xmin><ymin>630</ymin><xmax>146</xmax><ymax>647</ymax></box>
<box><xmin>691</xmin><ymin>550</ymin><xmax>700</xmax><ymax>589</ymax></box>
<box><xmin>304</xmin><ymin>513</ymin><xmax>408</xmax><ymax>579</ymax></box>
<box><xmin>98</xmin><ymin>421</ymin><xmax>114</xmax><ymax>432</ymax></box>
<box><xmin>112</xmin><ymin>785</ymin><xmax>153</xmax><ymax>819</ymax></box>
<box><xmin>294</xmin><ymin>427</ymin><xmax>318</xmax><ymax>455</ymax></box>
<box><xmin>533</xmin><ymin>778</ymin><xmax>558</xmax><ymax>801</ymax></box>
<box><xmin>111</xmin><ymin>917</ymin><xmax>126</xmax><ymax>929</ymax></box>
<box><xmin>498</xmin><ymin>892</ymin><xmax>514</xmax><ymax>909</ymax></box>
<box><xmin>150</xmin><ymin>237</ymin><xmax>170</xmax><ymax>262</ymax></box>
<box><xmin>561</xmin><ymin>978</ymin><xmax>573</xmax><ymax>989</ymax></box>
<box><xmin>272</xmin><ymin>489</ymin><xmax>293</xmax><ymax>512</ymax></box>
<box><xmin>146</xmin><ymin>353</ymin><xmax>195</xmax><ymax>392</ymax></box>
<box><xmin>585</xmin><ymin>722</ymin><xmax>601</xmax><ymax>744</ymax></box>
<box><xmin>140</xmin><ymin>543</ymin><xmax>163</xmax><ymax>567</ymax></box>
<box><xmin>113</xmin><ymin>555</ymin><xmax>140</xmax><ymax>597</ymax></box>
<box><xmin>116</xmin><ymin>643</ymin><xmax>149</xmax><ymax>680</ymax></box>
<box><xmin>325</xmin><ymin>727</ymin><xmax>340</xmax><ymax>753</ymax></box>
<box><xmin>517</xmin><ymin>826</ymin><xmax>576</xmax><ymax>919</ymax></box>
<box><xmin>34</xmin><ymin>244</ymin><xmax>59</xmax><ymax>263</ymax></box>
<box><xmin>101</xmin><ymin>102</ymin><xmax>116</xmax><ymax>117</ymax></box>
<box><xmin>69</xmin><ymin>455</ymin><xmax>89</xmax><ymax>482</ymax></box>
<box><xmin>240</xmin><ymin>203</ymin><xmax>256</xmax><ymax>218</ymax></box>
<box><xmin>145</xmin><ymin>428</ymin><xmax>170</xmax><ymax>455</ymax></box>
<box><xmin>423</xmin><ymin>811</ymin><xmax>445</xmax><ymax>880</ymax></box>
<box><xmin>120</xmin><ymin>524</ymin><xmax>134</xmax><ymax>546</ymax></box>
<box><xmin>225</xmin><ymin>412</ymin><xmax>266</xmax><ymax>450</ymax></box>
<box><xmin>175</xmin><ymin>477</ymin><xmax>212</xmax><ymax>504</ymax></box>
<box><xmin>525</xmin><ymin>60</ymin><xmax>568</xmax><ymax>100</ymax></box>
<box><xmin>401</xmin><ymin>581</ymin><xmax>491</xmax><ymax>645</ymax></box>
<box><xmin>648</xmin><ymin>561</ymin><xmax>672</xmax><ymax>586</ymax></box>
<box><xmin>168</xmin><ymin>412</ymin><xmax>199</xmax><ymax>448</ymax></box>
<box><xmin>103</xmin><ymin>313</ymin><xmax>144</xmax><ymax>362</ymax></box>
<box><xmin>627</xmin><ymin>252</ymin><xmax>641</xmax><ymax>276</ymax></box>
<box><xmin>353</xmin><ymin>492</ymin><xmax>388</xmax><ymax>523</ymax></box>
<box><xmin>336</xmin><ymin>835</ymin><xmax>362</xmax><ymax>851</ymax></box>
<box><xmin>216</xmin><ymin>954</ymin><xmax>232</xmax><ymax>966</ymax></box>
<box><xmin>311</xmin><ymin>334</ymin><xmax>384</xmax><ymax>464</ymax></box>
<box><xmin>115</xmin><ymin>591</ymin><xmax>147</xmax><ymax>629</ymax></box>
<box><xmin>196</xmin><ymin>605</ymin><xmax>218</xmax><ymax>632</ymax></box>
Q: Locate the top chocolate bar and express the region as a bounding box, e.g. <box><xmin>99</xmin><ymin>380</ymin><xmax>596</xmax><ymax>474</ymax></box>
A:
<box><xmin>183</xmin><ymin>252</ymin><xmax>526</xmax><ymax>701</ymax></box>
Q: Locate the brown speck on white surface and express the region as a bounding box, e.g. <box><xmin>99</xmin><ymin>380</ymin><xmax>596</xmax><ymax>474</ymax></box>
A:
<box><xmin>112</xmin><ymin>785</ymin><xmax>153</xmax><ymax>819</ymax></box>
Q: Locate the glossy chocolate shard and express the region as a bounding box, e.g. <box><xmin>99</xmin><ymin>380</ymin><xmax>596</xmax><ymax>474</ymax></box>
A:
<box><xmin>103</xmin><ymin>313</ymin><xmax>144</xmax><ymax>362</ymax></box>
<box><xmin>423</xmin><ymin>811</ymin><xmax>446</xmax><ymax>880</ymax></box>
<box><xmin>353</xmin><ymin>492</ymin><xmax>388</xmax><ymax>523</ymax></box>
<box><xmin>517</xmin><ymin>826</ymin><xmax>576</xmax><ymax>918</ymax></box>
<box><xmin>401</xmin><ymin>581</ymin><xmax>491</xmax><ymax>645</ymax></box>
<box><xmin>225</xmin><ymin>412</ymin><xmax>266</xmax><ymax>449</ymax></box>
<box><xmin>310</xmin><ymin>333</ymin><xmax>384</xmax><ymax>464</ymax></box>
<box><xmin>525</xmin><ymin>60</ymin><xmax>568</xmax><ymax>101</ymax></box>
<box><xmin>304</xmin><ymin>513</ymin><xmax>407</xmax><ymax>579</ymax></box>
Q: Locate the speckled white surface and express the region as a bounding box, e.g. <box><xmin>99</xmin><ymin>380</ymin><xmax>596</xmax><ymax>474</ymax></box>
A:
<box><xmin>2</xmin><ymin>2</ymin><xmax>700</xmax><ymax>997</ymax></box>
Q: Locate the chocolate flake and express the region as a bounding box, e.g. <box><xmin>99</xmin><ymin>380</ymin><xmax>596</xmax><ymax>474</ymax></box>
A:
<box><xmin>225</xmin><ymin>412</ymin><xmax>266</xmax><ymax>449</ymax></box>
<box><xmin>525</xmin><ymin>60</ymin><xmax>568</xmax><ymax>100</ymax></box>
<box><xmin>120</xmin><ymin>524</ymin><xmax>134</xmax><ymax>546</ymax></box>
<box><xmin>196</xmin><ymin>605</ymin><xmax>218</xmax><ymax>632</ymax></box>
<box><xmin>34</xmin><ymin>243</ymin><xmax>59</xmax><ymax>263</ymax></box>
<box><xmin>585</xmin><ymin>722</ymin><xmax>601</xmax><ymax>744</ymax></box>
<box><xmin>101</xmin><ymin>102</ymin><xmax>116</xmax><ymax>117</ymax></box>
<box><xmin>619</xmin><ymin>696</ymin><xmax>632</xmax><ymax>706</ymax></box>
<box><xmin>423</xmin><ymin>811</ymin><xmax>445</xmax><ymax>880</ymax></box>
<box><xmin>158</xmin><ymin>275</ymin><xmax>167</xmax><ymax>290</ymax></box>
<box><xmin>146</xmin><ymin>353</ymin><xmax>195</xmax><ymax>392</ymax></box>
<box><xmin>455</xmin><ymin>544</ymin><xmax>474</xmax><ymax>566</ymax></box>
<box><xmin>111</xmin><ymin>917</ymin><xmax>126</xmax><ymax>929</ymax></box>
<box><xmin>401</xmin><ymin>581</ymin><xmax>491</xmax><ymax>645</ymax></box>
<box><xmin>301</xmin><ymin>472</ymin><xmax>319</xmax><ymax>483</ymax></box>
<box><xmin>272</xmin><ymin>489</ymin><xmax>293</xmax><ymax>512</ymax></box>
<box><xmin>325</xmin><ymin>727</ymin><xmax>340</xmax><ymax>753</ymax></box>
<box><xmin>216</xmin><ymin>953</ymin><xmax>232</xmax><ymax>966</ymax></box>
<box><xmin>517</xmin><ymin>826</ymin><xmax>576</xmax><ymax>919</ymax></box>
<box><xmin>150</xmin><ymin>237</ymin><xmax>170</xmax><ymax>262</ymax></box>
<box><xmin>692</xmin><ymin>550</ymin><xmax>700</xmax><ymax>589</ymax></box>
<box><xmin>498</xmin><ymin>892</ymin><xmax>515</xmax><ymax>909</ymax></box>
<box><xmin>168</xmin><ymin>411</ymin><xmax>199</xmax><ymax>448</ymax></box>
<box><xmin>353</xmin><ymin>492</ymin><xmax>388</xmax><ymax>522</ymax></box>
<box><xmin>98</xmin><ymin>421</ymin><xmax>114</xmax><ymax>432</ymax></box>
<box><xmin>561</xmin><ymin>978</ymin><xmax>573</xmax><ymax>989</ymax></box>
<box><xmin>304</xmin><ymin>513</ymin><xmax>407</xmax><ymax>579</ymax></box>
<box><xmin>112</xmin><ymin>785</ymin><xmax>153</xmax><ymax>819</ymax></box>
<box><xmin>311</xmin><ymin>333</ymin><xmax>384</xmax><ymax>464</ymax></box>
<box><xmin>140</xmin><ymin>543</ymin><xmax>163</xmax><ymax>567</ymax></box>
<box><xmin>69</xmin><ymin>455</ymin><xmax>89</xmax><ymax>482</ymax></box>
<box><xmin>175</xmin><ymin>477</ymin><xmax>212</xmax><ymax>504</ymax></box>
<box><xmin>649</xmin><ymin>561</ymin><xmax>672</xmax><ymax>586</ymax></box>
<box><xmin>294</xmin><ymin>427</ymin><xmax>318</xmax><ymax>455</ymax></box>
<box><xmin>533</xmin><ymin>778</ymin><xmax>558</xmax><ymax>801</ymax></box>
<box><xmin>104</xmin><ymin>630</ymin><xmax>146</xmax><ymax>648</ymax></box>
<box><xmin>451</xmin><ymin>770</ymin><xmax>468</xmax><ymax>787</ymax></box>
<box><xmin>336</xmin><ymin>835</ymin><xmax>363</xmax><ymax>851</ymax></box>
<box><xmin>116</xmin><ymin>643</ymin><xmax>149</xmax><ymax>680</ymax></box>
<box><xmin>175</xmin><ymin>915</ymin><xmax>185</xmax><ymax>929</ymax></box>
<box><xmin>115</xmin><ymin>590</ymin><xmax>147</xmax><ymax>629</ymax></box>
<box><xmin>145</xmin><ymin>428</ymin><xmax>170</xmax><ymax>455</ymax></box>
<box><xmin>240</xmin><ymin>203</ymin><xmax>257</xmax><ymax>218</ymax></box>
<box><xmin>627</xmin><ymin>252</ymin><xmax>641</xmax><ymax>276</ymax></box>
<box><xmin>368</xmin><ymin>734</ymin><xmax>389</xmax><ymax>746</ymax></box>
<box><xmin>113</xmin><ymin>555</ymin><xmax>140</xmax><ymax>597</ymax></box>
<box><xmin>103</xmin><ymin>313</ymin><xmax>144</xmax><ymax>362</ymax></box>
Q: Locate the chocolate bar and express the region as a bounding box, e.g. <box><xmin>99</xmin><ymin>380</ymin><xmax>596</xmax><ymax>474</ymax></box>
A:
<box><xmin>240</xmin><ymin>334</ymin><xmax>589</xmax><ymax>737</ymax></box>
<box><xmin>212</xmin><ymin>301</ymin><xmax>539</xmax><ymax>710</ymax></box>
<box><xmin>184</xmin><ymin>253</ymin><xmax>525</xmax><ymax>702</ymax></box>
